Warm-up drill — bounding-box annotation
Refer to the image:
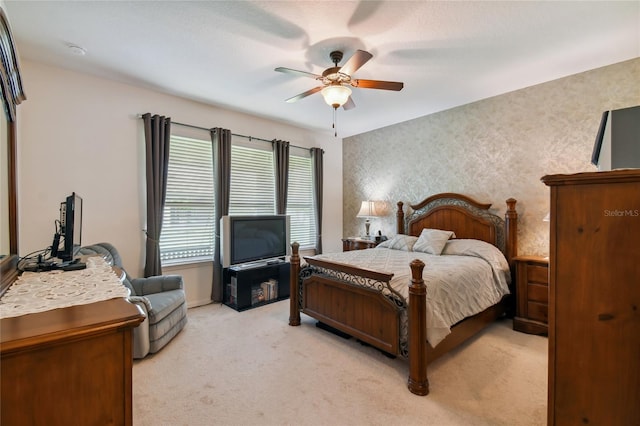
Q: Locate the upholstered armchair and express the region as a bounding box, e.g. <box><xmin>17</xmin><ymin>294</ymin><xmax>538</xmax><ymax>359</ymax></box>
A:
<box><xmin>76</xmin><ymin>242</ymin><xmax>187</xmax><ymax>359</ymax></box>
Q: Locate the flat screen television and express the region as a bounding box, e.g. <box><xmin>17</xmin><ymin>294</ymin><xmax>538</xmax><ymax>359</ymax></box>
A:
<box><xmin>591</xmin><ymin>106</ymin><xmax>640</xmax><ymax>170</ymax></box>
<box><xmin>220</xmin><ymin>215</ymin><xmax>290</xmax><ymax>268</ymax></box>
<box><xmin>51</xmin><ymin>192</ymin><xmax>83</xmax><ymax>262</ymax></box>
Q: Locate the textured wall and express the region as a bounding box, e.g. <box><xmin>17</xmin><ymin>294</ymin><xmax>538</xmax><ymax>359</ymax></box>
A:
<box><xmin>344</xmin><ymin>58</ymin><xmax>640</xmax><ymax>257</ymax></box>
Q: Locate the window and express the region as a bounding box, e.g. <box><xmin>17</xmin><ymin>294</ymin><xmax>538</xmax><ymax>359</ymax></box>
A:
<box><xmin>159</xmin><ymin>135</ymin><xmax>215</xmax><ymax>264</ymax></box>
<box><xmin>159</xmin><ymin>132</ymin><xmax>319</xmax><ymax>265</ymax></box>
<box><xmin>228</xmin><ymin>140</ymin><xmax>275</xmax><ymax>215</ymax></box>
<box><xmin>287</xmin><ymin>147</ymin><xmax>316</xmax><ymax>248</ymax></box>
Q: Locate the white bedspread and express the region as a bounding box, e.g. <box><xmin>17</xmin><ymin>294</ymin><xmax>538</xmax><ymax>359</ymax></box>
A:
<box><xmin>310</xmin><ymin>240</ymin><xmax>511</xmax><ymax>347</ymax></box>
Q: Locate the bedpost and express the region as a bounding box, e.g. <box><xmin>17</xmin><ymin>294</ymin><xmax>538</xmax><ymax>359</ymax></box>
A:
<box><xmin>396</xmin><ymin>201</ymin><xmax>405</xmax><ymax>234</ymax></box>
<box><xmin>504</xmin><ymin>198</ymin><xmax>518</xmax><ymax>266</ymax></box>
<box><xmin>407</xmin><ymin>259</ymin><xmax>429</xmax><ymax>396</ymax></box>
<box><xmin>289</xmin><ymin>242</ymin><xmax>301</xmax><ymax>326</ymax></box>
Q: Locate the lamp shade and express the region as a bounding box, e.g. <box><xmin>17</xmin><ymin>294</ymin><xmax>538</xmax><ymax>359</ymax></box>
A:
<box><xmin>356</xmin><ymin>200</ymin><xmax>379</xmax><ymax>218</ymax></box>
<box><xmin>321</xmin><ymin>84</ymin><xmax>352</xmax><ymax>108</ymax></box>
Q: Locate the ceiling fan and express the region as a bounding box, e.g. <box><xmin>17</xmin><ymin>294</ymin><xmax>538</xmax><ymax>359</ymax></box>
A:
<box><xmin>275</xmin><ymin>49</ymin><xmax>404</xmax><ymax>110</ymax></box>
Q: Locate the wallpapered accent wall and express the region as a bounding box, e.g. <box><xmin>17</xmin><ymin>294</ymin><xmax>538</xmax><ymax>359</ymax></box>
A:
<box><xmin>343</xmin><ymin>58</ymin><xmax>640</xmax><ymax>256</ymax></box>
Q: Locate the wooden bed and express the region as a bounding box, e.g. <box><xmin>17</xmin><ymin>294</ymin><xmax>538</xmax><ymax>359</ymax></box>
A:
<box><xmin>288</xmin><ymin>193</ymin><xmax>518</xmax><ymax>395</ymax></box>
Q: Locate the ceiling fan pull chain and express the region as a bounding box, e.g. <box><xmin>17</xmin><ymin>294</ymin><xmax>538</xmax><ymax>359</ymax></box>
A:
<box><xmin>333</xmin><ymin>107</ymin><xmax>337</xmax><ymax>137</ymax></box>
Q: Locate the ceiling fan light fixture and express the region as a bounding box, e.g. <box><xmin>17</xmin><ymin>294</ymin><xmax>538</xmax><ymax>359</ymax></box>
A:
<box><xmin>321</xmin><ymin>84</ymin><xmax>351</xmax><ymax>108</ymax></box>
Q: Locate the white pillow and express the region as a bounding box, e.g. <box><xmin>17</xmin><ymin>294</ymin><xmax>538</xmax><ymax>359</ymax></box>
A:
<box><xmin>376</xmin><ymin>234</ymin><xmax>418</xmax><ymax>251</ymax></box>
<box><xmin>442</xmin><ymin>239</ymin><xmax>506</xmax><ymax>264</ymax></box>
<box><xmin>442</xmin><ymin>239</ymin><xmax>511</xmax><ymax>285</ymax></box>
<box><xmin>413</xmin><ymin>229</ymin><xmax>456</xmax><ymax>255</ymax></box>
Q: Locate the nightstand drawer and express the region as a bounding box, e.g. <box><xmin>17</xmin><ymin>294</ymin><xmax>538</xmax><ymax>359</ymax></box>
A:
<box><xmin>527</xmin><ymin>301</ymin><xmax>548</xmax><ymax>323</ymax></box>
<box><xmin>527</xmin><ymin>283</ymin><xmax>548</xmax><ymax>303</ymax></box>
<box><xmin>342</xmin><ymin>237</ymin><xmax>380</xmax><ymax>251</ymax></box>
<box><xmin>527</xmin><ymin>264</ymin><xmax>548</xmax><ymax>284</ymax></box>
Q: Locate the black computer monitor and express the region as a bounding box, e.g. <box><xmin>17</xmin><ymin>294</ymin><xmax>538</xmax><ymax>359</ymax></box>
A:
<box><xmin>52</xmin><ymin>192</ymin><xmax>82</xmax><ymax>261</ymax></box>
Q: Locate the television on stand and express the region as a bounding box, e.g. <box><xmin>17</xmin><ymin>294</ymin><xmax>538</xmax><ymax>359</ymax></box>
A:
<box><xmin>220</xmin><ymin>215</ymin><xmax>290</xmax><ymax>268</ymax></box>
<box><xmin>50</xmin><ymin>192</ymin><xmax>86</xmax><ymax>270</ymax></box>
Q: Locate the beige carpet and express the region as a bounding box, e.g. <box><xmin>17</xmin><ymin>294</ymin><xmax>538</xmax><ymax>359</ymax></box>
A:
<box><xmin>133</xmin><ymin>300</ymin><xmax>547</xmax><ymax>426</ymax></box>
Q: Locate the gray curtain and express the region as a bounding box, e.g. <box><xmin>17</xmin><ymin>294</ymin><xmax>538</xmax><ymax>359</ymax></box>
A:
<box><xmin>142</xmin><ymin>113</ymin><xmax>171</xmax><ymax>277</ymax></box>
<box><xmin>211</xmin><ymin>128</ymin><xmax>232</xmax><ymax>302</ymax></box>
<box><xmin>273</xmin><ymin>139</ymin><xmax>290</xmax><ymax>215</ymax></box>
<box><xmin>311</xmin><ymin>147</ymin><xmax>324</xmax><ymax>254</ymax></box>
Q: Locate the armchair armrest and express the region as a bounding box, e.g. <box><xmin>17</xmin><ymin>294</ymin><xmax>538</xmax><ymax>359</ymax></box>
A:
<box><xmin>128</xmin><ymin>295</ymin><xmax>153</xmax><ymax>314</ymax></box>
<box><xmin>126</xmin><ymin>296</ymin><xmax>151</xmax><ymax>359</ymax></box>
<box><xmin>131</xmin><ymin>275</ymin><xmax>184</xmax><ymax>296</ymax></box>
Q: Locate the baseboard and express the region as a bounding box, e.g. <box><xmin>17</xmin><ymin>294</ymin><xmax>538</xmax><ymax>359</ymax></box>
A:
<box><xmin>187</xmin><ymin>299</ymin><xmax>214</xmax><ymax>309</ymax></box>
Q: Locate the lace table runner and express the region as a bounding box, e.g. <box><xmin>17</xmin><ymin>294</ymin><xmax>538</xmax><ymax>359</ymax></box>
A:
<box><xmin>0</xmin><ymin>256</ymin><xmax>130</xmax><ymax>319</ymax></box>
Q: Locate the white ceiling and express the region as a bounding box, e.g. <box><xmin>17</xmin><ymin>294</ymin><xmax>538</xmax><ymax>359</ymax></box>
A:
<box><xmin>4</xmin><ymin>1</ymin><xmax>640</xmax><ymax>138</ymax></box>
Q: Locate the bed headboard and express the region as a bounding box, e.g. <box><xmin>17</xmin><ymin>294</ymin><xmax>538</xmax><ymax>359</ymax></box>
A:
<box><xmin>395</xmin><ymin>193</ymin><xmax>518</xmax><ymax>265</ymax></box>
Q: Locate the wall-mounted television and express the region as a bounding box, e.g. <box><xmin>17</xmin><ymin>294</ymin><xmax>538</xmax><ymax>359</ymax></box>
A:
<box><xmin>591</xmin><ymin>105</ymin><xmax>640</xmax><ymax>170</ymax></box>
<box><xmin>220</xmin><ymin>215</ymin><xmax>290</xmax><ymax>268</ymax></box>
<box><xmin>591</xmin><ymin>110</ymin><xmax>609</xmax><ymax>167</ymax></box>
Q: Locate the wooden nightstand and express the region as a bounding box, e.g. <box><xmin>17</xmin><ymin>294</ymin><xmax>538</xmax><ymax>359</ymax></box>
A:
<box><xmin>513</xmin><ymin>255</ymin><xmax>549</xmax><ymax>335</ymax></box>
<box><xmin>342</xmin><ymin>237</ymin><xmax>380</xmax><ymax>251</ymax></box>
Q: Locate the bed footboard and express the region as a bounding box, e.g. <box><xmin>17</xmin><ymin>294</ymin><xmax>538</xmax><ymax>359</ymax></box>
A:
<box><xmin>301</xmin><ymin>271</ymin><xmax>401</xmax><ymax>354</ymax></box>
<box><xmin>289</xmin><ymin>242</ymin><xmax>430</xmax><ymax>395</ymax></box>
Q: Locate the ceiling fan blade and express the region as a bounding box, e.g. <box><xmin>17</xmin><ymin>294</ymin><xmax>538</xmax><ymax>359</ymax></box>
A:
<box><xmin>275</xmin><ymin>67</ymin><xmax>321</xmax><ymax>79</ymax></box>
<box><xmin>338</xmin><ymin>49</ymin><xmax>373</xmax><ymax>76</ymax></box>
<box><xmin>352</xmin><ymin>79</ymin><xmax>404</xmax><ymax>91</ymax></box>
<box><xmin>342</xmin><ymin>96</ymin><xmax>356</xmax><ymax>110</ymax></box>
<box><xmin>285</xmin><ymin>86</ymin><xmax>322</xmax><ymax>103</ymax></box>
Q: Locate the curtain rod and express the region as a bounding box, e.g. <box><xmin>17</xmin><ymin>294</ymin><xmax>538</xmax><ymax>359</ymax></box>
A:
<box><xmin>137</xmin><ymin>114</ymin><xmax>314</xmax><ymax>152</ymax></box>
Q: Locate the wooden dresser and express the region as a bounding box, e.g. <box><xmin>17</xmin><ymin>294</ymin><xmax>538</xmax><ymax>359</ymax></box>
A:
<box><xmin>513</xmin><ymin>255</ymin><xmax>549</xmax><ymax>335</ymax></box>
<box><xmin>542</xmin><ymin>169</ymin><xmax>640</xmax><ymax>425</ymax></box>
<box><xmin>1</xmin><ymin>298</ymin><xmax>144</xmax><ymax>425</ymax></box>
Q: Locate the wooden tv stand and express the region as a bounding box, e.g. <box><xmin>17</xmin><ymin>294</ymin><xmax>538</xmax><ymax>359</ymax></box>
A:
<box><xmin>1</xmin><ymin>295</ymin><xmax>144</xmax><ymax>424</ymax></box>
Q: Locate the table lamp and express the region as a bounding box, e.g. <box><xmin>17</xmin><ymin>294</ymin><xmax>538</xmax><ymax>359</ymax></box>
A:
<box><xmin>356</xmin><ymin>200</ymin><xmax>380</xmax><ymax>238</ymax></box>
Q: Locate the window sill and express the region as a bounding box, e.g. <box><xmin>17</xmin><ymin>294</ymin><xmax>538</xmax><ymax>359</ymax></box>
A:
<box><xmin>161</xmin><ymin>257</ymin><xmax>213</xmax><ymax>270</ymax></box>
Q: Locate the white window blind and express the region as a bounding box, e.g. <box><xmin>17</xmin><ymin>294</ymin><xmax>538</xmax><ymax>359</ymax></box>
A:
<box><xmin>287</xmin><ymin>148</ymin><xmax>316</xmax><ymax>249</ymax></box>
<box><xmin>160</xmin><ymin>135</ymin><xmax>215</xmax><ymax>264</ymax></box>
<box><xmin>229</xmin><ymin>141</ymin><xmax>275</xmax><ymax>215</ymax></box>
